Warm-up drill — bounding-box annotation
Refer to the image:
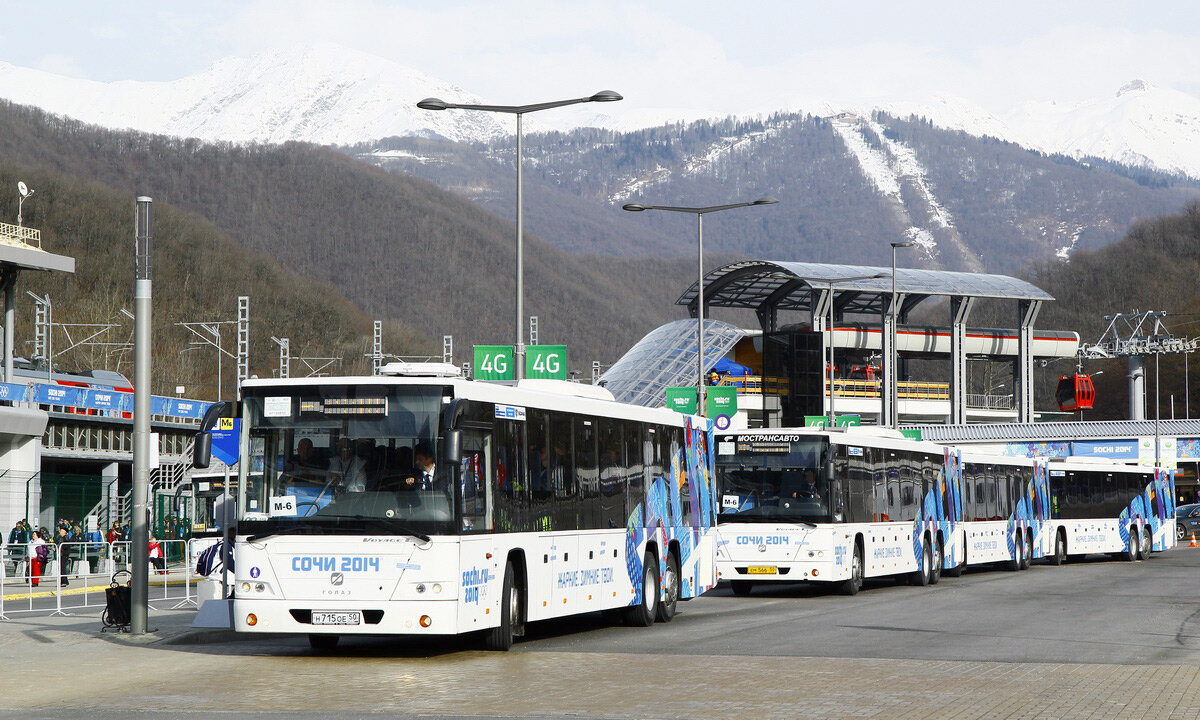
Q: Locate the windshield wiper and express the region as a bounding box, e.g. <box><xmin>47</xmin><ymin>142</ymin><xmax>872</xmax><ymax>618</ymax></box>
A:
<box><xmin>347</xmin><ymin>516</ymin><xmax>431</xmax><ymax>543</ymax></box>
<box><xmin>246</xmin><ymin>517</ymin><xmax>431</xmax><ymax>543</ymax></box>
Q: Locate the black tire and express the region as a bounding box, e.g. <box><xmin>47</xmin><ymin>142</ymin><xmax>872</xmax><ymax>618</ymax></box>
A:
<box><xmin>308</xmin><ymin>634</ymin><xmax>339</xmax><ymax>651</ymax></box>
<box><xmin>1124</xmin><ymin>529</ymin><xmax>1139</xmax><ymax>562</ymax></box>
<box><xmin>839</xmin><ymin>544</ymin><xmax>863</xmax><ymax>596</ymax></box>
<box><xmin>623</xmin><ymin>553</ymin><xmax>658</xmax><ymax>627</ymax></box>
<box><xmin>1177</xmin><ymin>523</ymin><xmax>1187</xmax><ymax>543</ymax></box>
<box><xmin>730</xmin><ymin>580</ymin><xmax>753</xmax><ymax>596</ymax></box>
<box><xmin>929</xmin><ymin>538</ymin><xmax>944</xmax><ymax>585</ymax></box>
<box><xmin>1049</xmin><ymin>531</ymin><xmax>1066</xmax><ymax>566</ymax></box>
<box><xmin>1020</xmin><ymin>531</ymin><xmax>1032</xmax><ymax>570</ymax></box>
<box><xmin>1007</xmin><ymin>535</ymin><xmax>1024</xmax><ymax>572</ymax></box>
<box><xmin>655</xmin><ymin>552</ymin><xmax>680</xmax><ymax>623</ymax></box>
<box><xmin>485</xmin><ymin>561</ymin><xmax>519</xmax><ymax>651</ymax></box>
<box><xmin>909</xmin><ymin>536</ymin><xmax>931</xmax><ymax>587</ymax></box>
<box><xmin>1141</xmin><ymin>527</ymin><xmax>1153</xmax><ymax>559</ymax></box>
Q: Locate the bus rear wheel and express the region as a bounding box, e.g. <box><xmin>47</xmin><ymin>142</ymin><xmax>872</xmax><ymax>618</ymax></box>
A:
<box><xmin>1007</xmin><ymin>535</ymin><xmax>1024</xmax><ymax>572</ymax></box>
<box><xmin>623</xmin><ymin>553</ymin><xmax>658</xmax><ymax>627</ymax></box>
<box><xmin>655</xmin><ymin>552</ymin><xmax>680</xmax><ymax>623</ymax></box>
<box><xmin>929</xmin><ymin>539</ymin><xmax>943</xmax><ymax>585</ymax></box>
<box><xmin>1020</xmin><ymin>531</ymin><xmax>1032</xmax><ymax>570</ymax></box>
<box><xmin>909</xmin><ymin>537</ymin><xmax>931</xmax><ymax>587</ymax></box>
<box><xmin>1123</xmin><ymin>530</ymin><xmax>1140</xmax><ymax>562</ymax></box>
<box><xmin>730</xmin><ymin>580</ymin><xmax>753</xmax><ymax>596</ymax></box>
<box><xmin>484</xmin><ymin>561</ymin><xmax>520</xmax><ymax>651</ymax></box>
<box><xmin>1140</xmin><ymin>527</ymin><xmax>1153</xmax><ymax>559</ymax></box>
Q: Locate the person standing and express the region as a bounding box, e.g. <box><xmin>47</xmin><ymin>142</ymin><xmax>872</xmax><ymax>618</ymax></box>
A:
<box><xmin>55</xmin><ymin>526</ymin><xmax>73</xmax><ymax>586</ymax></box>
<box><xmin>29</xmin><ymin>530</ymin><xmax>47</xmax><ymax>587</ymax></box>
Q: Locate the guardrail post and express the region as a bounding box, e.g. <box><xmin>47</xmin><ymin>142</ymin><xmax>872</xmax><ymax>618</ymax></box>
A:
<box><xmin>172</xmin><ymin>538</ymin><xmax>197</xmax><ymax>609</ymax></box>
<box><xmin>0</xmin><ymin>544</ymin><xmax>8</xmax><ymax>621</ymax></box>
<box><xmin>49</xmin><ymin>546</ymin><xmax>69</xmax><ymax>617</ymax></box>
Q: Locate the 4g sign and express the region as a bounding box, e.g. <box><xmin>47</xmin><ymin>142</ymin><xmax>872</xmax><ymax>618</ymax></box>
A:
<box><xmin>474</xmin><ymin>345</ymin><xmax>515</xmax><ymax>381</ymax></box>
<box><xmin>473</xmin><ymin>344</ymin><xmax>569</xmax><ymax>381</ymax></box>
<box><xmin>526</xmin><ymin>345</ymin><xmax>568</xmax><ymax>380</ymax></box>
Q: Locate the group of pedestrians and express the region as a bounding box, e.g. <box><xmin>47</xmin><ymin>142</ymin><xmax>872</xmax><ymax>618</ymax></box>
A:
<box><xmin>7</xmin><ymin>517</ymin><xmax>180</xmax><ymax>587</ymax></box>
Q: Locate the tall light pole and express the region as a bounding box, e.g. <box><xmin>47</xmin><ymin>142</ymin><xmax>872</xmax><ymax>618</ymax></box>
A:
<box><xmin>131</xmin><ymin>196</ymin><xmax>153</xmax><ymax>635</ymax></box>
<box><xmin>813</xmin><ymin>274</ymin><xmax>889</xmax><ymax>427</ymax></box>
<box><xmin>888</xmin><ymin>241</ymin><xmax>914</xmax><ymax>427</ymax></box>
<box><xmin>419</xmin><ymin>91</ymin><xmax>623</xmax><ymax>379</ymax></box>
<box><xmin>623</xmin><ymin>198</ymin><xmax>779</xmax><ymax>415</ymax></box>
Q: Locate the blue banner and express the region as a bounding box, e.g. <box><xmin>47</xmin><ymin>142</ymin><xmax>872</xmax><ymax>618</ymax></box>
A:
<box><xmin>0</xmin><ymin>383</ymin><xmax>29</xmax><ymax>401</ymax></box>
<box><xmin>1070</xmin><ymin>440</ymin><xmax>1139</xmax><ymax>460</ymax></box>
<box><xmin>84</xmin><ymin>388</ymin><xmax>124</xmax><ymax>411</ymax></box>
<box><xmin>170</xmin><ymin>399</ymin><xmax>205</xmax><ymax>418</ymax></box>
<box><xmin>34</xmin><ymin>384</ymin><xmax>82</xmax><ymax>406</ymax></box>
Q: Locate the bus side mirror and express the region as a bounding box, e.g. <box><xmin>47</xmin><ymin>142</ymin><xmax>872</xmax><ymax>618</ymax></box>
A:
<box><xmin>445</xmin><ymin>429</ymin><xmax>462</xmax><ymax>465</ymax></box>
<box><xmin>193</xmin><ymin>432</ymin><xmax>212</xmax><ymax>469</ymax></box>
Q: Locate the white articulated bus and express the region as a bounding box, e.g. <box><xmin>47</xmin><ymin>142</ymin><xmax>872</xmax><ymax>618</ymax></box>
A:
<box><xmin>221</xmin><ymin>365</ymin><xmax>718</xmax><ymax>650</ymax></box>
<box><xmin>714</xmin><ymin>428</ymin><xmax>1175</xmax><ymax>595</ymax></box>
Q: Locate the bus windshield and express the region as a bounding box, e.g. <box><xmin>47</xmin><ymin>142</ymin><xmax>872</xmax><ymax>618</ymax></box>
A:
<box><xmin>238</xmin><ymin>385</ymin><xmax>453</xmax><ymax>536</ymax></box>
<box><xmin>716</xmin><ymin>437</ymin><xmax>831</xmax><ymax>523</ymax></box>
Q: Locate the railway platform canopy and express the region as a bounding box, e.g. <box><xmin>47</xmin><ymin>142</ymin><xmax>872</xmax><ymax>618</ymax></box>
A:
<box><xmin>604</xmin><ymin>259</ymin><xmax>1069</xmax><ymax>427</ymax></box>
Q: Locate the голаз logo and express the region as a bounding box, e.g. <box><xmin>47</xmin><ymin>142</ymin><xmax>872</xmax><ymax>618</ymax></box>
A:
<box><xmin>330</xmin><ymin>572</ymin><xmax>344</xmax><ymax>586</ymax></box>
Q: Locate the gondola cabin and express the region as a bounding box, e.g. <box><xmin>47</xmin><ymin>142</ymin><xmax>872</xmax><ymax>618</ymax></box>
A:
<box><xmin>1056</xmin><ymin>373</ymin><xmax>1096</xmax><ymax>411</ymax></box>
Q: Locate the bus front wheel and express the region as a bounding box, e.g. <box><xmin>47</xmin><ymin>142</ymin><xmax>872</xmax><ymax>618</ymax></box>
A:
<box><xmin>838</xmin><ymin>545</ymin><xmax>863</xmax><ymax>596</ymax></box>
<box><xmin>623</xmin><ymin>553</ymin><xmax>658</xmax><ymax>627</ymax></box>
<box><xmin>484</xmin><ymin>561</ymin><xmax>520</xmax><ymax>651</ymax></box>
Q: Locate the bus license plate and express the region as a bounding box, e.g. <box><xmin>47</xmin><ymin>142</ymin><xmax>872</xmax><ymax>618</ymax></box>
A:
<box><xmin>312</xmin><ymin>611</ymin><xmax>361</xmax><ymax>626</ymax></box>
<box><xmin>747</xmin><ymin>566</ymin><xmax>777</xmax><ymax>575</ymax></box>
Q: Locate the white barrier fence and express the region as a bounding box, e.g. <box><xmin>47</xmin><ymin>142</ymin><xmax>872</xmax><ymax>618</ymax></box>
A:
<box><xmin>0</xmin><ymin>538</ymin><xmax>220</xmax><ymax>619</ymax></box>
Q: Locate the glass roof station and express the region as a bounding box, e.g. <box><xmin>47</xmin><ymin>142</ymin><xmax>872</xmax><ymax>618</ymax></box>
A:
<box><xmin>602</xmin><ymin>259</ymin><xmax>1075</xmax><ymax>428</ymax></box>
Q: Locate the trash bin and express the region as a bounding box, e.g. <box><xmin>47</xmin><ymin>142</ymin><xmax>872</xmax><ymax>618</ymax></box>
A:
<box><xmin>102</xmin><ymin>570</ymin><xmax>132</xmax><ymax>632</ymax></box>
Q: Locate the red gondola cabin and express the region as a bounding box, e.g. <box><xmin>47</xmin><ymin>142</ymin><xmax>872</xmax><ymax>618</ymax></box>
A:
<box><xmin>1056</xmin><ymin>373</ymin><xmax>1096</xmax><ymax>411</ymax></box>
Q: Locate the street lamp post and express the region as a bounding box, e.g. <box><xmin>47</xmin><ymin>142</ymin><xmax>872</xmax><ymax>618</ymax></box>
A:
<box><xmin>623</xmin><ymin>199</ymin><xmax>779</xmax><ymax>415</ymax></box>
<box><xmin>888</xmin><ymin>241</ymin><xmax>914</xmax><ymax>427</ymax></box>
<box><xmin>419</xmin><ymin>91</ymin><xmax>622</xmax><ymax>379</ymax></box>
<box><xmin>815</xmin><ymin>274</ymin><xmax>889</xmax><ymax>427</ymax></box>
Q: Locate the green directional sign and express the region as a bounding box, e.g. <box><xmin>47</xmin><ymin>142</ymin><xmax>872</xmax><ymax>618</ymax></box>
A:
<box><xmin>899</xmin><ymin>428</ymin><xmax>923</xmax><ymax>441</ymax></box>
<box><xmin>473</xmin><ymin>345</ymin><xmax>515</xmax><ymax>381</ymax></box>
<box><xmin>664</xmin><ymin>387</ymin><xmax>698</xmax><ymax>414</ymax></box>
<box><xmin>706</xmin><ymin>386</ymin><xmax>738</xmax><ymax>430</ymax></box>
<box><xmin>525</xmin><ymin>345</ymin><xmax>568</xmax><ymax>380</ymax></box>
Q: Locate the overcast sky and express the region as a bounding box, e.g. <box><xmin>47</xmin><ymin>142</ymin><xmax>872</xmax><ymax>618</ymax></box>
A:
<box><xmin>4</xmin><ymin>0</ymin><xmax>1199</xmax><ymax>118</ymax></box>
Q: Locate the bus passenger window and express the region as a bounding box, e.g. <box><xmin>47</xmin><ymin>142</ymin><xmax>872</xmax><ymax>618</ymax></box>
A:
<box><xmin>459</xmin><ymin>431</ymin><xmax>492</xmax><ymax>532</ymax></box>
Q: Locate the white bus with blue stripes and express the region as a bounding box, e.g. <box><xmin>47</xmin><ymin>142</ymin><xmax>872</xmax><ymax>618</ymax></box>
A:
<box><xmin>713</xmin><ymin>427</ymin><xmax>1174</xmax><ymax>595</ymax></box>
<box><xmin>199</xmin><ymin>363</ymin><xmax>719</xmax><ymax>650</ymax></box>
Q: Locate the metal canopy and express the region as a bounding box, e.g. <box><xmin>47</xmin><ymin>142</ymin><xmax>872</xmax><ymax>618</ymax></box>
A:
<box><xmin>675</xmin><ymin>260</ymin><xmax>1052</xmax><ymax>315</ymax></box>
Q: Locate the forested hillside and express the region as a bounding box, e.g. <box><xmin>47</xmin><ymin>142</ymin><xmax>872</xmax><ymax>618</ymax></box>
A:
<box><xmin>0</xmin><ymin>101</ymin><xmax>708</xmax><ymax>396</ymax></box>
<box><xmin>0</xmin><ymin>163</ymin><xmax>391</xmax><ymax>398</ymax></box>
<box><xmin>1030</xmin><ymin>203</ymin><xmax>1200</xmax><ymax>418</ymax></box>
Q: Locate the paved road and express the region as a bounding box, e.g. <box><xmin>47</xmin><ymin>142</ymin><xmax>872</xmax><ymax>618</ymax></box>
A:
<box><xmin>0</xmin><ymin>548</ymin><xmax>1198</xmax><ymax>719</ymax></box>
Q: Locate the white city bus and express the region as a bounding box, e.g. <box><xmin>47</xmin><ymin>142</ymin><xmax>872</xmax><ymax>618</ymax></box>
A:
<box><xmin>225</xmin><ymin>364</ymin><xmax>718</xmax><ymax>650</ymax></box>
<box><xmin>713</xmin><ymin>428</ymin><xmax>1174</xmax><ymax>595</ymax></box>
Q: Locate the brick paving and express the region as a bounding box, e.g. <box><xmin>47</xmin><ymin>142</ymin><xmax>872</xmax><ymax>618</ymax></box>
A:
<box><xmin>0</xmin><ymin>610</ymin><xmax>1198</xmax><ymax>718</ymax></box>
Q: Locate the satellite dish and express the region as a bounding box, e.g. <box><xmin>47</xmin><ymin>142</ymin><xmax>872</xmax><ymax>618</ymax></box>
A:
<box><xmin>17</xmin><ymin>181</ymin><xmax>28</xmax><ymax>198</ymax></box>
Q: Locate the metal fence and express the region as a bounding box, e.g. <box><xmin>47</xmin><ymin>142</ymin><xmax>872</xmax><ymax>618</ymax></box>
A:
<box><xmin>0</xmin><ymin>539</ymin><xmax>217</xmax><ymax>619</ymax></box>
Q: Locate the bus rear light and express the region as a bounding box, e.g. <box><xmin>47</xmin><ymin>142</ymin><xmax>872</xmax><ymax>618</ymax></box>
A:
<box><xmin>246</xmin><ymin>614</ymin><xmax>258</xmax><ymax>626</ymax></box>
<box><xmin>485</xmin><ymin>553</ymin><xmax>492</xmax><ymax>559</ymax></box>
<box><xmin>419</xmin><ymin>615</ymin><xmax>432</xmax><ymax>628</ymax></box>
<box><xmin>811</xmin><ymin>569</ymin><xmax>819</xmax><ymax>577</ymax></box>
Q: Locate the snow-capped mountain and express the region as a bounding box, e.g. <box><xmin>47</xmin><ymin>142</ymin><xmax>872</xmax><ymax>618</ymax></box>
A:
<box><xmin>0</xmin><ymin>44</ymin><xmax>506</xmax><ymax>145</ymax></box>
<box><xmin>0</xmin><ymin>44</ymin><xmax>1198</xmax><ymax>179</ymax></box>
